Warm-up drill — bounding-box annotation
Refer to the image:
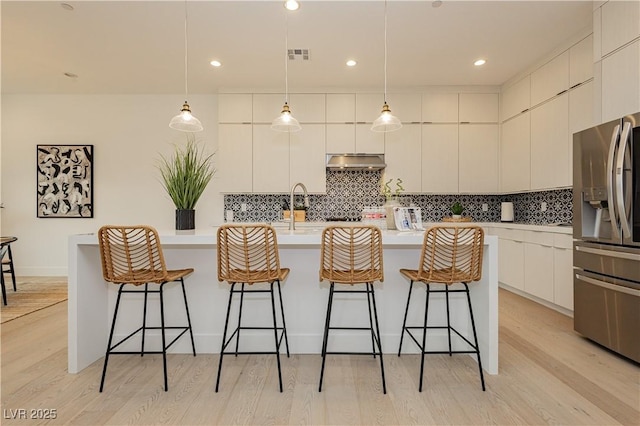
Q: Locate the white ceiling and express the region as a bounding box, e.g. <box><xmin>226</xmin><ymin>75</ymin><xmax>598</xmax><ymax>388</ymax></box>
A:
<box><xmin>1</xmin><ymin>0</ymin><xmax>594</xmax><ymax>95</ymax></box>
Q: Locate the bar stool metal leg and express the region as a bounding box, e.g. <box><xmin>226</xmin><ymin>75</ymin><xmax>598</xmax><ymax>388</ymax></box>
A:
<box><xmin>464</xmin><ymin>283</ymin><xmax>486</xmax><ymax>391</ymax></box>
<box><xmin>216</xmin><ymin>282</ymin><xmax>236</xmax><ymax>392</ymax></box>
<box><xmin>100</xmin><ymin>284</ymin><xmax>125</xmax><ymax>392</ymax></box>
<box><xmin>180</xmin><ymin>278</ymin><xmax>196</xmax><ymax>356</ymax></box>
<box><xmin>276</xmin><ymin>280</ymin><xmax>290</xmax><ymax>357</ymax></box>
<box><xmin>159</xmin><ymin>282</ymin><xmax>168</xmax><ymax>391</ymax></box>
<box><xmin>368</xmin><ymin>282</ymin><xmax>387</xmax><ymax>394</ymax></box>
<box><xmin>141</xmin><ymin>283</ymin><xmax>149</xmax><ymax>357</ymax></box>
<box><xmin>269</xmin><ymin>282</ymin><xmax>284</xmax><ymax>392</ymax></box>
<box><xmin>398</xmin><ymin>280</ymin><xmax>415</xmax><ymax>356</ymax></box>
<box><xmin>318</xmin><ymin>282</ymin><xmax>335</xmax><ymax>392</ymax></box>
<box><xmin>419</xmin><ymin>283</ymin><xmax>431</xmax><ymax>392</ymax></box>
<box><xmin>445</xmin><ymin>284</ymin><xmax>452</xmax><ymax>356</ymax></box>
<box><xmin>235</xmin><ymin>283</ymin><xmax>245</xmax><ymax>356</ymax></box>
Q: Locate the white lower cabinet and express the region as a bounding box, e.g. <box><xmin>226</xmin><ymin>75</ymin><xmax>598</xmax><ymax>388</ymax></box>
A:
<box><xmin>524</xmin><ymin>242</ymin><xmax>555</xmax><ymax>302</ymax></box>
<box><xmin>494</xmin><ymin>227</ymin><xmax>574</xmax><ymax>312</ymax></box>
<box><xmin>498</xmin><ymin>238</ymin><xmax>525</xmax><ymax>290</ymax></box>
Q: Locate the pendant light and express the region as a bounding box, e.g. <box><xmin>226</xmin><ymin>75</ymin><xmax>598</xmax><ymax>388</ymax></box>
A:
<box><xmin>271</xmin><ymin>9</ymin><xmax>301</xmax><ymax>132</ymax></box>
<box><xmin>169</xmin><ymin>0</ymin><xmax>203</xmax><ymax>132</ymax></box>
<box><xmin>371</xmin><ymin>0</ymin><xmax>402</xmax><ymax>133</ymax></box>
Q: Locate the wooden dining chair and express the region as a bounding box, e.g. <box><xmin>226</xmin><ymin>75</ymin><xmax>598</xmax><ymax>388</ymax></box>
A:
<box><xmin>397</xmin><ymin>225</ymin><xmax>485</xmax><ymax>391</ymax></box>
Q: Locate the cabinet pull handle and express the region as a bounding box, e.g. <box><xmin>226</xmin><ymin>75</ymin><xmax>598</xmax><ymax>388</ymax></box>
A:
<box><xmin>569</xmin><ymin>83</ymin><xmax>582</xmax><ymax>89</ymax></box>
<box><xmin>520</xmin><ymin>108</ymin><xmax>529</xmax><ymax>113</ymax></box>
<box><xmin>556</xmin><ymin>89</ymin><xmax>568</xmax><ymax>96</ymax></box>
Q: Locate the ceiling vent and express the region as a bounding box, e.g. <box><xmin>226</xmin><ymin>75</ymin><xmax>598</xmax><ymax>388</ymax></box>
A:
<box><xmin>288</xmin><ymin>49</ymin><xmax>310</xmax><ymax>60</ymax></box>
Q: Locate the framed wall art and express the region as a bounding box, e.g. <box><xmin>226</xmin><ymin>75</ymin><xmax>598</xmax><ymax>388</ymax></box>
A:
<box><xmin>36</xmin><ymin>144</ymin><xmax>94</xmax><ymax>218</ymax></box>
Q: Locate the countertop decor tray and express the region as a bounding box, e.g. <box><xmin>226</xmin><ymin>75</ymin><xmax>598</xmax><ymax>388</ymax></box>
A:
<box><xmin>442</xmin><ymin>216</ymin><xmax>472</xmax><ymax>222</ymax></box>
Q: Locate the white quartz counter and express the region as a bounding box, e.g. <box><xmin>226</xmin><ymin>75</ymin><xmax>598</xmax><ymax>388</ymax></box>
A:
<box><xmin>68</xmin><ymin>226</ymin><xmax>499</xmax><ymax>377</ymax></box>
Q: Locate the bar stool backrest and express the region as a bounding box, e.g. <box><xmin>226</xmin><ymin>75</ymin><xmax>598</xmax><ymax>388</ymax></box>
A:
<box><xmin>217</xmin><ymin>224</ymin><xmax>283</xmax><ymax>284</ymax></box>
<box><xmin>320</xmin><ymin>225</ymin><xmax>384</xmax><ymax>284</ymax></box>
<box><xmin>98</xmin><ymin>225</ymin><xmax>169</xmax><ymax>285</ymax></box>
<box><xmin>417</xmin><ymin>225</ymin><xmax>484</xmax><ymax>284</ymax></box>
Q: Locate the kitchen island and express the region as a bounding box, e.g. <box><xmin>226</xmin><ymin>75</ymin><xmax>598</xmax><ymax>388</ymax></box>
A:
<box><xmin>68</xmin><ymin>225</ymin><xmax>498</xmax><ymax>376</ymax></box>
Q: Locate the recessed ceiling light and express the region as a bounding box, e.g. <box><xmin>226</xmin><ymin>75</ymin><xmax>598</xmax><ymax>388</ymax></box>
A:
<box><xmin>60</xmin><ymin>3</ymin><xmax>74</xmax><ymax>11</ymax></box>
<box><xmin>210</xmin><ymin>60</ymin><xmax>222</xmax><ymax>67</ymax></box>
<box><xmin>64</xmin><ymin>72</ymin><xmax>78</xmax><ymax>78</ymax></box>
<box><xmin>432</xmin><ymin>1</ymin><xmax>443</xmax><ymax>8</ymax></box>
<box><xmin>284</xmin><ymin>0</ymin><xmax>299</xmax><ymax>11</ymax></box>
<box><xmin>474</xmin><ymin>59</ymin><xmax>487</xmax><ymax>66</ymax></box>
<box><xmin>346</xmin><ymin>59</ymin><xmax>357</xmax><ymax>67</ymax></box>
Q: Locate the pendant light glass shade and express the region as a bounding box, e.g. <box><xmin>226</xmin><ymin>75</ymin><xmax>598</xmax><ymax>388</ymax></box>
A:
<box><xmin>372</xmin><ymin>102</ymin><xmax>402</xmax><ymax>132</ymax></box>
<box><xmin>169</xmin><ymin>101</ymin><xmax>204</xmax><ymax>132</ymax></box>
<box><xmin>271</xmin><ymin>102</ymin><xmax>301</xmax><ymax>132</ymax></box>
<box><xmin>271</xmin><ymin>9</ymin><xmax>301</xmax><ymax>132</ymax></box>
<box><xmin>170</xmin><ymin>1</ymin><xmax>202</xmax><ymax>132</ymax></box>
<box><xmin>372</xmin><ymin>0</ymin><xmax>401</xmax><ymax>133</ymax></box>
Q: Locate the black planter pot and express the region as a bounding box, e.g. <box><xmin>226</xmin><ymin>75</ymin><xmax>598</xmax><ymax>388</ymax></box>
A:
<box><xmin>175</xmin><ymin>209</ymin><xmax>195</xmax><ymax>230</ymax></box>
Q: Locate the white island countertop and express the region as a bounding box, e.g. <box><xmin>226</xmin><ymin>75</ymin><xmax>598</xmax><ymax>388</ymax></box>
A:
<box><xmin>69</xmin><ymin>225</ymin><xmax>499</xmax><ymax>378</ymax></box>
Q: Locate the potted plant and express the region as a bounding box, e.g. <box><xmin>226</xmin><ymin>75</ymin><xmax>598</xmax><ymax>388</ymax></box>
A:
<box><xmin>451</xmin><ymin>202</ymin><xmax>464</xmax><ymax>219</ymax></box>
<box><xmin>382</xmin><ymin>177</ymin><xmax>404</xmax><ymax>229</ymax></box>
<box><xmin>158</xmin><ymin>134</ymin><xmax>216</xmax><ymax>230</ymax></box>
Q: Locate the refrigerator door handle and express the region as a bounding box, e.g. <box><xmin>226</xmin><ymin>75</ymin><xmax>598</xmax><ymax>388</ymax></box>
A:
<box><xmin>575</xmin><ymin>244</ymin><xmax>640</xmax><ymax>261</ymax></box>
<box><xmin>615</xmin><ymin>121</ymin><xmax>632</xmax><ymax>237</ymax></box>
<box><xmin>575</xmin><ymin>273</ymin><xmax>640</xmax><ymax>297</ymax></box>
<box><xmin>606</xmin><ymin>124</ymin><xmax>621</xmax><ymax>239</ymax></box>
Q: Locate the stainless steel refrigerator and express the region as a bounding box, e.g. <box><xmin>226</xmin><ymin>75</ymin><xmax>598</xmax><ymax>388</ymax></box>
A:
<box><xmin>573</xmin><ymin>112</ymin><xmax>640</xmax><ymax>363</ymax></box>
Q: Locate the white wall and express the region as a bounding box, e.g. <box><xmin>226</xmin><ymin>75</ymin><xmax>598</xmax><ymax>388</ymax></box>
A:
<box><xmin>1</xmin><ymin>94</ymin><xmax>221</xmax><ymax>275</ymax></box>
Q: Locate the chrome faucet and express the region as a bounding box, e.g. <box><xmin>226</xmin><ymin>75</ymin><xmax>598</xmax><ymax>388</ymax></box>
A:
<box><xmin>289</xmin><ymin>182</ymin><xmax>309</xmax><ymax>230</ymax></box>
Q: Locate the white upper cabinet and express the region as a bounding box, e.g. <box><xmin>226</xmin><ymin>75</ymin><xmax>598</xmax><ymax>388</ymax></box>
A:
<box><xmin>290</xmin><ymin>124</ymin><xmax>326</xmax><ymax>193</ymax></box>
<box><xmin>326</xmin><ymin>124</ymin><xmax>356</xmax><ymax>153</ymax></box>
<box><xmin>218</xmin><ymin>94</ymin><xmax>252</xmax><ymax>123</ymax></box>
<box><xmin>422</xmin><ymin>93</ymin><xmax>459</xmax><ymax>123</ymax></box>
<box><xmin>253</xmin><ymin>94</ymin><xmax>285</xmax><ymax>123</ymax></box>
<box><xmin>385</xmin><ymin>93</ymin><xmax>422</xmax><ymax>123</ymax></box>
<box><xmin>288</xmin><ymin>94</ymin><xmax>326</xmax><ymax>123</ymax></box>
<box><xmin>501</xmin><ymin>76</ymin><xmax>530</xmax><ymax>121</ymax></box>
<box><xmin>384</xmin><ymin>124</ymin><xmax>421</xmax><ymax>193</ymax></box>
<box><xmin>500</xmin><ymin>112</ymin><xmax>531</xmax><ymax>193</ymax></box>
<box><xmin>356</xmin><ymin>93</ymin><xmax>384</xmax><ymax>123</ymax></box>
<box><xmin>218</xmin><ymin>124</ymin><xmax>253</xmax><ymax>193</ymax></box>
<box><xmin>458</xmin><ymin>124</ymin><xmax>499</xmax><ymax>193</ymax></box>
<box><xmin>355</xmin><ymin>123</ymin><xmax>384</xmax><ymax>153</ymax></box>
<box><xmin>422</xmin><ymin>124</ymin><xmax>458</xmax><ymax>193</ymax></box>
<box><xmin>601</xmin><ymin>0</ymin><xmax>640</xmax><ymax>57</ymax></box>
<box><xmin>569</xmin><ymin>80</ymin><xmax>595</xmax><ymax>136</ymax></box>
<box><xmin>459</xmin><ymin>93</ymin><xmax>499</xmax><ymax>123</ymax></box>
<box><xmin>531</xmin><ymin>51</ymin><xmax>569</xmax><ymax>107</ymax></box>
<box><xmin>570</xmin><ymin>34</ymin><xmax>594</xmax><ymax>87</ymax></box>
<box><xmin>326</xmin><ymin>94</ymin><xmax>356</xmax><ymax>123</ymax></box>
<box><xmin>530</xmin><ymin>93</ymin><xmax>570</xmax><ymax>189</ymax></box>
<box><xmin>602</xmin><ymin>39</ymin><xmax>640</xmax><ymax>122</ymax></box>
<box><xmin>252</xmin><ymin>124</ymin><xmax>290</xmax><ymax>193</ymax></box>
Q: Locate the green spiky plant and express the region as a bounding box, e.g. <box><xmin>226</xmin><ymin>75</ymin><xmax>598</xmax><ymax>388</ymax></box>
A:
<box><xmin>158</xmin><ymin>134</ymin><xmax>216</xmax><ymax>210</ymax></box>
<box><xmin>451</xmin><ymin>202</ymin><xmax>464</xmax><ymax>216</ymax></box>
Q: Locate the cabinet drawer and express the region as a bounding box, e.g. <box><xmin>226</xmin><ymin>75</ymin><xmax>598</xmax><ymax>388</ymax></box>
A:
<box><xmin>493</xmin><ymin>228</ymin><xmax>525</xmax><ymax>241</ymax></box>
<box><xmin>524</xmin><ymin>230</ymin><xmax>554</xmax><ymax>246</ymax></box>
<box><xmin>553</xmin><ymin>233</ymin><xmax>573</xmax><ymax>249</ymax></box>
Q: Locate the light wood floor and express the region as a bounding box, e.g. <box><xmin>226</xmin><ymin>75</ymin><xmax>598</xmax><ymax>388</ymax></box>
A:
<box><xmin>1</xmin><ymin>288</ymin><xmax>638</xmax><ymax>425</ymax></box>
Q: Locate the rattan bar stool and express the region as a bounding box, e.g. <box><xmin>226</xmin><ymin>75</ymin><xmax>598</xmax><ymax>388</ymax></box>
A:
<box><xmin>97</xmin><ymin>225</ymin><xmax>196</xmax><ymax>392</ymax></box>
<box><xmin>397</xmin><ymin>225</ymin><xmax>485</xmax><ymax>391</ymax></box>
<box><xmin>318</xmin><ymin>225</ymin><xmax>386</xmax><ymax>394</ymax></box>
<box><xmin>0</xmin><ymin>236</ymin><xmax>18</xmax><ymax>305</ymax></box>
<box><xmin>215</xmin><ymin>224</ymin><xmax>290</xmax><ymax>393</ymax></box>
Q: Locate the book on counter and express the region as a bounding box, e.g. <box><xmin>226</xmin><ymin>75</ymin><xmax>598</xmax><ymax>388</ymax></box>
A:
<box><xmin>393</xmin><ymin>207</ymin><xmax>424</xmax><ymax>231</ymax></box>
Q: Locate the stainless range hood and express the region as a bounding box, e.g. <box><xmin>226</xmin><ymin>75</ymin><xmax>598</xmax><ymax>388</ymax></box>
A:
<box><xmin>326</xmin><ymin>154</ymin><xmax>386</xmax><ymax>171</ymax></box>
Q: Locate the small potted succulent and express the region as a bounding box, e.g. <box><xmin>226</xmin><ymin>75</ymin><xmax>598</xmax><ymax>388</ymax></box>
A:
<box><xmin>451</xmin><ymin>202</ymin><xmax>464</xmax><ymax>219</ymax></box>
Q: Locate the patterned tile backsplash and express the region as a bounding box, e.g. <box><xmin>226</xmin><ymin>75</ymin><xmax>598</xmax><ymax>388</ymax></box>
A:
<box><xmin>224</xmin><ymin>171</ymin><xmax>573</xmax><ymax>225</ymax></box>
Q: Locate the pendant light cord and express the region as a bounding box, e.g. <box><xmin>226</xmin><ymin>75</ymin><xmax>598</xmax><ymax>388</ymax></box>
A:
<box><xmin>285</xmin><ymin>11</ymin><xmax>289</xmax><ymax>104</ymax></box>
<box><xmin>383</xmin><ymin>0</ymin><xmax>388</xmax><ymax>104</ymax></box>
<box><xmin>183</xmin><ymin>0</ymin><xmax>189</xmax><ymax>99</ymax></box>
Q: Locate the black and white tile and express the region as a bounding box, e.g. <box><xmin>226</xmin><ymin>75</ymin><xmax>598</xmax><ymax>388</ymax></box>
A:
<box><xmin>224</xmin><ymin>171</ymin><xmax>573</xmax><ymax>225</ymax></box>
